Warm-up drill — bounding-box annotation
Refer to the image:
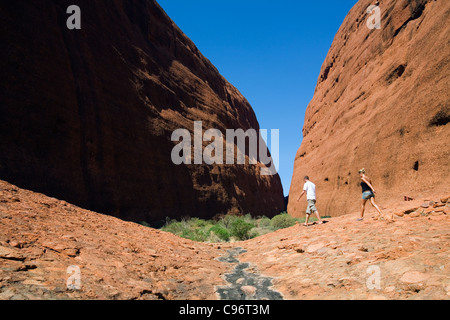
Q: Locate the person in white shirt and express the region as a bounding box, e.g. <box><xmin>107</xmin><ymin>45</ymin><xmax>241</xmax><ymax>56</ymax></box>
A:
<box><xmin>296</xmin><ymin>176</ymin><xmax>323</xmax><ymax>226</ymax></box>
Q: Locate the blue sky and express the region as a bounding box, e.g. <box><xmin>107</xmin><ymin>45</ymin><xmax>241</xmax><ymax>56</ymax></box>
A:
<box><xmin>158</xmin><ymin>0</ymin><xmax>358</xmax><ymax>196</ymax></box>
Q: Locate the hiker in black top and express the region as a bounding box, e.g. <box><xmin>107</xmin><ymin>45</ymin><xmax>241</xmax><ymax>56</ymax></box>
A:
<box><xmin>361</xmin><ymin>181</ymin><xmax>372</xmax><ymax>193</ymax></box>
<box><xmin>358</xmin><ymin>169</ymin><xmax>393</xmax><ymax>222</ymax></box>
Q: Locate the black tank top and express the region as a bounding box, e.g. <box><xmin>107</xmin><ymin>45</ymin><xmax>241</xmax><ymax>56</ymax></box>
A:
<box><xmin>361</xmin><ymin>181</ymin><xmax>372</xmax><ymax>193</ymax></box>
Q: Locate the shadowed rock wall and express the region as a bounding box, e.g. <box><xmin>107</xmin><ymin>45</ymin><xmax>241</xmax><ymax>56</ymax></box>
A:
<box><xmin>0</xmin><ymin>0</ymin><xmax>285</xmax><ymax>223</ymax></box>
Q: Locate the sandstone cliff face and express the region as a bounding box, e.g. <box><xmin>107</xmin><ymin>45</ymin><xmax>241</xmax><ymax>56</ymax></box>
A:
<box><xmin>0</xmin><ymin>0</ymin><xmax>285</xmax><ymax>223</ymax></box>
<box><xmin>289</xmin><ymin>0</ymin><xmax>450</xmax><ymax>218</ymax></box>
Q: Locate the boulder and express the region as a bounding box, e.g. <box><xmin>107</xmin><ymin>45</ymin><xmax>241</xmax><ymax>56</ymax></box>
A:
<box><xmin>240</xmin><ymin>285</ymin><xmax>257</xmax><ymax>297</ymax></box>
<box><xmin>400</xmin><ymin>271</ymin><xmax>430</xmax><ymax>284</ymax></box>
<box><xmin>408</xmin><ymin>211</ymin><xmax>421</xmax><ymax>218</ymax></box>
<box><xmin>0</xmin><ymin>246</ymin><xmax>25</xmax><ymax>261</ymax></box>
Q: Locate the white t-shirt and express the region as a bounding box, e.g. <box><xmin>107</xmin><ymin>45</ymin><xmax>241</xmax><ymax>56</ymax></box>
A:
<box><xmin>303</xmin><ymin>181</ymin><xmax>316</xmax><ymax>200</ymax></box>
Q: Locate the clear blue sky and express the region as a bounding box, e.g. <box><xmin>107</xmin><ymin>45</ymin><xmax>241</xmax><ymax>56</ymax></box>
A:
<box><xmin>158</xmin><ymin>0</ymin><xmax>358</xmax><ymax>196</ymax></box>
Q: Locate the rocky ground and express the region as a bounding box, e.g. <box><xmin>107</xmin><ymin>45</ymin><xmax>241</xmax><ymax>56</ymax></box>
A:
<box><xmin>241</xmin><ymin>200</ymin><xmax>450</xmax><ymax>300</ymax></box>
<box><xmin>0</xmin><ymin>179</ymin><xmax>448</xmax><ymax>300</ymax></box>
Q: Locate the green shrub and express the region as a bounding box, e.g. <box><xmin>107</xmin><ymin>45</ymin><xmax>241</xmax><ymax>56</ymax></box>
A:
<box><xmin>243</xmin><ymin>213</ymin><xmax>254</xmax><ymax>223</ymax></box>
<box><xmin>208</xmin><ymin>225</ymin><xmax>230</xmax><ymax>242</ymax></box>
<box><xmin>220</xmin><ymin>215</ymin><xmax>238</xmax><ymax>229</ymax></box>
<box><xmin>206</xmin><ymin>231</ymin><xmax>223</xmax><ymax>243</ymax></box>
<box><xmin>162</xmin><ymin>221</ymin><xmax>187</xmax><ymax>236</ymax></box>
<box><xmin>257</xmin><ymin>217</ymin><xmax>272</xmax><ymax>229</ymax></box>
<box><xmin>270</xmin><ymin>213</ymin><xmax>296</xmax><ymax>230</ymax></box>
<box><xmin>230</xmin><ymin>218</ymin><xmax>255</xmax><ymax>241</ymax></box>
<box><xmin>180</xmin><ymin>229</ymin><xmax>194</xmax><ymax>239</ymax></box>
<box><xmin>182</xmin><ymin>228</ymin><xmax>208</xmax><ymax>242</ymax></box>
<box><xmin>191</xmin><ymin>218</ymin><xmax>209</xmax><ymax>228</ymax></box>
<box><xmin>249</xmin><ymin>229</ymin><xmax>260</xmax><ymax>239</ymax></box>
<box><xmin>161</xmin><ymin>212</ymin><xmax>318</xmax><ymax>243</ymax></box>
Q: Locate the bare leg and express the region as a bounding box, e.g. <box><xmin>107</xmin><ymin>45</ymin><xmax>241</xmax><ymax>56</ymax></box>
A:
<box><xmin>370</xmin><ymin>197</ymin><xmax>383</xmax><ymax>217</ymax></box>
<box><xmin>314</xmin><ymin>211</ymin><xmax>323</xmax><ymax>224</ymax></box>
<box><xmin>359</xmin><ymin>199</ymin><xmax>367</xmax><ymax>220</ymax></box>
<box><xmin>370</xmin><ymin>198</ymin><xmax>393</xmax><ymax>221</ymax></box>
<box><xmin>304</xmin><ymin>214</ymin><xmax>310</xmax><ymax>226</ymax></box>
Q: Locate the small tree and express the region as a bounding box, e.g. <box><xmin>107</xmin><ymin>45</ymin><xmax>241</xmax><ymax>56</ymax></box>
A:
<box><xmin>230</xmin><ymin>218</ymin><xmax>255</xmax><ymax>241</ymax></box>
